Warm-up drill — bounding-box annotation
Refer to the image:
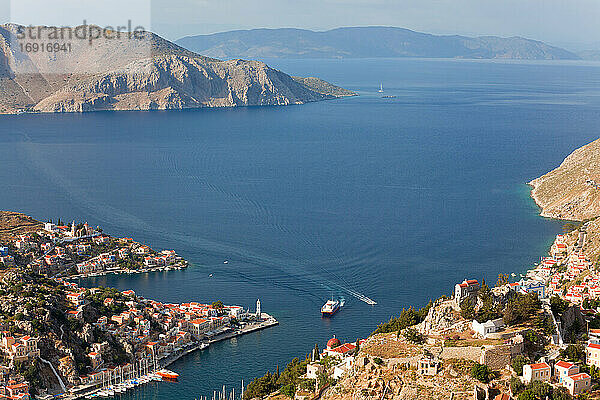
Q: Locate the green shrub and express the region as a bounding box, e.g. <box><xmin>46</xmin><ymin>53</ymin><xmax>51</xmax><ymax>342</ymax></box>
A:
<box><xmin>470</xmin><ymin>362</ymin><xmax>493</xmax><ymax>383</ymax></box>
<box><xmin>511</xmin><ymin>355</ymin><xmax>529</xmax><ymax>376</ymax></box>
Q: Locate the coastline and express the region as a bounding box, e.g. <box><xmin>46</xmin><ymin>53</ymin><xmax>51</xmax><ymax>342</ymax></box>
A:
<box><xmin>0</xmin><ymin>95</ymin><xmax>356</xmax><ymax>116</ymax></box>
<box><xmin>67</xmin><ymin>315</ymin><xmax>279</xmax><ymax>400</ymax></box>
<box><xmin>65</xmin><ymin>262</ymin><xmax>188</xmax><ymax>280</ymax></box>
<box><xmin>0</xmin><ymin>211</ymin><xmax>284</xmax><ymax>399</ymax></box>
<box><xmin>527</xmin><ymin>179</ymin><xmax>564</xmax><ymax>221</ymax></box>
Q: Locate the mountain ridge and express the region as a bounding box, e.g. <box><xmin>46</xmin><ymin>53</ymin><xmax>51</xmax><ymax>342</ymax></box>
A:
<box><xmin>0</xmin><ymin>24</ymin><xmax>354</xmax><ymax>114</ymax></box>
<box><xmin>176</xmin><ymin>26</ymin><xmax>579</xmax><ymax>60</ymax></box>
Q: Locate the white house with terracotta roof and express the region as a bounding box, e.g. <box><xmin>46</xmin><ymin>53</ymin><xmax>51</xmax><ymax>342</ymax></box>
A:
<box><xmin>523</xmin><ymin>362</ymin><xmax>550</xmax><ymax>384</ymax></box>
<box><xmin>1</xmin><ymin>335</ymin><xmax>39</xmax><ymax>362</ymax></box>
<box><xmin>88</xmin><ymin>351</ymin><xmax>102</xmax><ymax>370</ymax></box>
<box><xmin>555</xmin><ymin>361</ymin><xmax>579</xmax><ymax>384</ymax></box>
<box><xmin>187</xmin><ymin>318</ymin><xmax>210</xmax><ymax>338</ymax></box>
<box><xmin>66</xmin><ymin>291</ymin><xmax>86</xmax><ymax>307</ymax></box>
<box><xmin>563</xmin><ymin>372</ymin><xmax>591</xmax><ymax>396</ymax></box>
<box><xmin>587</xmin><ymin>343</ymin><xmax>600</xmax><ymax>367</ymax></box>
<box><xmin>454</xmin><ymin>279</ymin><xmax>480</xmax><ymax>306</ymax></box>
<box><xmin>589</xmin><ymin>329</ymin><xmax>600</xmax><ymax>345</ymax></box>
<box><xmin>325</xmin><ymin>342</ymin><xmax>357</xmax><ymax>358</ymax></box>
<box><xmin>0</xmin><ymin>382</ymin><xmax>30</xmax><ymax>400</ymax></box>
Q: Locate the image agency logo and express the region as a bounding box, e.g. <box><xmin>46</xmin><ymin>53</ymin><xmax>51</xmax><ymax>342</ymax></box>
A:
<box><xmin>16</xmin><ymin>21</ymin><xmax>147</xmax><ymax>46</ymax></box>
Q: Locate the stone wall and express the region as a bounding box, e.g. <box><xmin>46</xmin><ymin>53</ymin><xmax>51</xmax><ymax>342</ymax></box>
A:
<box><xmin>439</xmin><ymin>346</ymin><xmax>482</xmax><ymax>362</ymax></box>
<box><xmin>480</xmin><ymin>335</ymin><xmax>524</xmax><ymax>370</ymax></box>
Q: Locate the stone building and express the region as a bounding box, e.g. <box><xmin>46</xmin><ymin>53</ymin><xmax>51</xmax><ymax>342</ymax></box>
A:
<box><xmin>454</xmin><ymin>279</ymin><xmax>480</xmax><ymax>306</ymax></box>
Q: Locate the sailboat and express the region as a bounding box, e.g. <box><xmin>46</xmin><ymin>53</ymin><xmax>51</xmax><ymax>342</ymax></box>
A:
<box><xmin>378</xmin><ymin>83</ymin><xmax>384</xmax><ymax>93</ymax></box>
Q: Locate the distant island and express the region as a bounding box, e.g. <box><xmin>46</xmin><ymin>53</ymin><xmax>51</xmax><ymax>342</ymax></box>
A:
<box><xmin>176</xmin><ymin>26</ymin><xmax>580</xmax><ymax>61</ymax></box>
<box><xmin>0</xmin><ymin>24</ymin><xmax>354</xmax><ymax>115</ymax></box>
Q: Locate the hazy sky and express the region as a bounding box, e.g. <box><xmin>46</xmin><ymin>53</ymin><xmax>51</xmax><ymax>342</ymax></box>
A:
<box><xmin>1</xmin><ymin>0</ymin><xmax>599</xmax><ymax>49</ymax></box>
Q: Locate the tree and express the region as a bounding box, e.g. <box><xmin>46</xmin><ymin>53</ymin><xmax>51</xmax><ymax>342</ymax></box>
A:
<box><xmin>371</xmin><ymin>301</ymin><xmax>433</xmax><ymax>335</ymax></box>
<box><xmin>277</xmin><ymin>357</ymin><xmax>308</xmax><ymax>388</ymax></box>
<box><xmin>560</xmin><ymin>344</ymin><xmax>585</xmax><ymax>362</ymax></box>
<box><xmin>211</xmin><ymin>300</ymin><xmax>224</xmax><ymax>310</ymax></box>
<box><xmin>497</xmin><ymin>273</ymin><xmax>510</xmax><ymax>287</ymax></box>
<box><xmin>476</xmin><ymin>286</ymin><xmax>501</xmax><ymax>323</ymax></box>
<box><xmin>470</xmin><ymin>363</ymin><xmax>493</xmax><ymax>383</ymax></box>
<box><xmin>460</xmin><ymin>298</ymin><xmax>476</xmax><ymax>320</ymax></box>
<box><xmin>403</xmin><ymin>327</ymin><xmax>425</xmax><ymax>344</ymax></box>
<box><xmin>510</xmin><ymin>376</ymin><xmax>525</xmax><ymax>395</ymax></box>
<box><xmin>550</xmin><ymin>295</ymin><xmax>569</xmax><ymax>315</ymax></box>
<box><xmin>527</xmin><ymin>381</ymin><xmax>552</xmax><ymax>399</ymax></box>
<box><xmin>243</xmin><ymin>371</ymin><xmax>279</xmax><ymax>400</ymax></box>
<box><xmin>503</xmin><ymin>293</ymin><xmax>541</xmax><ymax>326</ymax></box>
<box><xmin>317</xmin><ymin>372</ymin><xmax>329</xmax><ymax>390</ymax></box>
<box><xmin>280</xmin><ymin>384</ymin><xmax>295</xmax><ymax>398</ymax></box>
<box><xmin>534</xmin><ymin>314</ymin><xmax>556</xmax><ymax>335</ymax></box>
<box><xmin>517</xmin><ymin>391</ymin><xmax>536</xmax><ymax>400</ymax></box>
<box><xmin>511</xmin><ymin>355</ymin><xmax>529</xmax><ymax>376</ymax></box>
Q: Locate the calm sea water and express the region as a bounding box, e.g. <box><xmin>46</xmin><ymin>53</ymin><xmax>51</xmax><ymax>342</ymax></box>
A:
<box><xmin>2</xmin><ymin>58</ymin><xmax>600</xmax><ymax>398</ymax></box>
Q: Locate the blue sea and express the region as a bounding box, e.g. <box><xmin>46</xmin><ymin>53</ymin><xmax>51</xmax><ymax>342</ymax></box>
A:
<box><xmin>2</xmin><ymin>58</ymin><xmax>600</xmax><ymax>399</ymax></box>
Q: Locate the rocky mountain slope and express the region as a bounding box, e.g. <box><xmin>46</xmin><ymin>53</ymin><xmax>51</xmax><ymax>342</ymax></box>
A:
<box><xmin>0</xmin><ymin>211</ymin><xmax>43</xmax><ymax>242</ymax></box>
<box><xmin>529</xmin><ymin>138</ymin><xmax>600</xmax><ymax>221</ymax></box>
<box><xmin>176</xmin><ymin>26</ymin><xmax>579</xmax><ymax>60</ymax></box>
<box><xmin>0</xmin><ymin>24</ymin><xmax>354</xmax><ymax>114</ymax></box>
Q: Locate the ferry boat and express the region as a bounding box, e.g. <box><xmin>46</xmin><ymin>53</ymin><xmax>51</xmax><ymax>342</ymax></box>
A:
<box><xmin>321</xmin><ymin>299</ymin><xmax>341</xmax><ymax>316</ymax></box>
<box><xmin>156</xmin><ymin>369</ymin><xmax>179</xmax><ymax>381</ymax></box>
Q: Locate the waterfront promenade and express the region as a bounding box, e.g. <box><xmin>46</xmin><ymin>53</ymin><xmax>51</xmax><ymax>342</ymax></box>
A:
<box><xmin>66</xmin><ymin>315</ymin><xmax>278</xmax><ymax>400</ymax></box>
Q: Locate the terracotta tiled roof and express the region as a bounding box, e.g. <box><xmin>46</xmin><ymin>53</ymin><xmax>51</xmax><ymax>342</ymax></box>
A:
<box><xmin>528</xmin><ymin>362</ymin><xmax>550</xmax><ymax>370</ymax></box>
<box><xmin>555</xmin><ymin>361</ymin><xmax>574</xmax><ymax>369</ymax></box>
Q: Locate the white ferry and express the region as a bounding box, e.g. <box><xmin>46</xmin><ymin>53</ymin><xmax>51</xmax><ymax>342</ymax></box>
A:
<box><xmin>321</xmin><ymin>299</ymin><xmax>341</xmax><ymax>316</ymax></box>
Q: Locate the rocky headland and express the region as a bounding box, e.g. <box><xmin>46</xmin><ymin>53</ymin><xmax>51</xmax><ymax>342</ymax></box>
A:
<box><xmin>0</xmin><ymin>24</ymin><xmax>355</xmax><ymax>114</ymax></box>
<box><xmin>529</xmin><ymin>137</ymin><xmax>600</xmax><ymax>221</ymax></box>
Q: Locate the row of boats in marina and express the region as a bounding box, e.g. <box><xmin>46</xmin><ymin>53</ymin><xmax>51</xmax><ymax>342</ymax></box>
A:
<box><xmin>83</xmin><ymin>352</ymin><xmax>183</xmax><ymax>399</ymax></box>
<box><xmin>85</xmin><ymin>371</ymin><xmax>172</xmax><ymax>398</ymax></box>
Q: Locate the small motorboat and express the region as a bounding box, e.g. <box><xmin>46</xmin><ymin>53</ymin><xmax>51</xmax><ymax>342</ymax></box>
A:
<box><xmin>157</xmin><ymin>369</ymin><xmax>179</xmax><ymax>382</ymax></box>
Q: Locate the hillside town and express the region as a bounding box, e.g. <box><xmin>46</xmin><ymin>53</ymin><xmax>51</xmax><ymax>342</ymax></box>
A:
<box><xmin>0</xmin><ymin>219</ymin><xmax>189</xmax><ymax>278</ymax></box>
<box><xmin>243</xmin><ymin>219</ymin><xmax>600</xmax><ymax>400</ymax></box>
<box><xmin>0</xmin><ymin>213</ymin><xmax>277</xmax><ymax>399</ymax></box>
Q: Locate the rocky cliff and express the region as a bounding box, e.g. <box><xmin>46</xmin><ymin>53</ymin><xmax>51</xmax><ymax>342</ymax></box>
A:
<box><xmin>0</xmin><ymin>24</ymin><xmax>354</xmax><ymax>114</ymax></box>
<box><xmin>529</xmin><ymin>138</ymin><xmax>600</xmax><ymax>221</ymax></box>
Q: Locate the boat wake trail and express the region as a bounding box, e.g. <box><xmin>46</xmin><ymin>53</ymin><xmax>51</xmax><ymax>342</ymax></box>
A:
<box><xmin>16</xmin><ymin>138</ymin><xmax>377</xmax><ymax>306</ymax></box>
<box><xmin>162</xmin><ymin>152</ymin><xmax>378</xmax><ymax>305</ymax></box>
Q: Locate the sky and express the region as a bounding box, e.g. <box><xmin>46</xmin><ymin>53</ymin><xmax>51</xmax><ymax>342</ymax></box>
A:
<box><xmin>1</xmin><ymin>0</ymin><xmax>599</xmax><ymax>49</ymax></box>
